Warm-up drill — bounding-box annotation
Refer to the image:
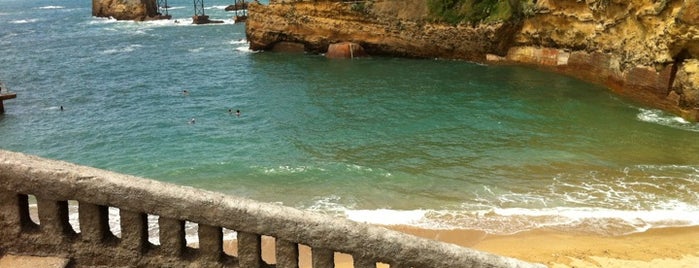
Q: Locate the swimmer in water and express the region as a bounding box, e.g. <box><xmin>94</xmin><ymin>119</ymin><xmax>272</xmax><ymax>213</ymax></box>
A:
<box><xmin>189</xmin><ymin>118</ymin><xmax>195</xmax><ymax>124</ymax></box>
<box><xmin>236</xmin><ymin>109</ymin><xmax>240</xmax><ymax>117</ymax></box>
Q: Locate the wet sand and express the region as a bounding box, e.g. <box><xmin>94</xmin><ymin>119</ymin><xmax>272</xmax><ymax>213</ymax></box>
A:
<box><xmin>222</xmin><ymin>225</ymin><xmax>699</xmax><ymax>267</ymax></box>
<box><xmin>396</xmin><ymin>226</ymin><xmax>699</xmax><ymax>268</ymax></box>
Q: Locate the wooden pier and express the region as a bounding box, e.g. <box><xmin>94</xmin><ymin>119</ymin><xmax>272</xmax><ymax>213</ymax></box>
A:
<box><xmin>0</xmin><ymin>92</ymin><xmax>16</xmax><ymax>114</ymax></box>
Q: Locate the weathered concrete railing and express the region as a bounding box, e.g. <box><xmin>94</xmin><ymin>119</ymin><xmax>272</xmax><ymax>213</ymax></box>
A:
<box><xmin>0</xmin><ymin>150</ymin><xmax>544</xmax><ymax>267</ymax></box>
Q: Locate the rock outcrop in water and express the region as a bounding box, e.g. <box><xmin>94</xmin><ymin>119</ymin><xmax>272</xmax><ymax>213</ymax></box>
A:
<box><xmin>245</xmin><ymin>0</ymin><xmax>699</xmax><ymax>120</ymax></box>
<box><xmin>326</xmin><ymin>42</ymin><xmax>368</xmax><ymax>59</ymax></box>
<box><xmin>92</xmin><ymin>0</ymin><xmax>169</xmax><ymax>21</ymax></box>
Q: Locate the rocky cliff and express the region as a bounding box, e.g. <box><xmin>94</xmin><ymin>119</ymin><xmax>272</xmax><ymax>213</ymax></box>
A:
<box><xmin>245</xmin><ymin>0</ymin><xmax>699</xmax><ymax>120</ymax></box>
<box><xmin>92</xmin><ymin>0</ymin><xmax>165</xmax><ymax>20</ymax></box>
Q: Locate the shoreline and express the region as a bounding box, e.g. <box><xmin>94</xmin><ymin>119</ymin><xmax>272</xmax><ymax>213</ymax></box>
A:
<box><xmin>221</xmin><ymin>225</ymin><xmax>699</xmax><ymax>268</ymax></box>
<box><xmin>395</xmin><ymin>225</ymin><xmax>699</xmax><ymax>267</ymax></box>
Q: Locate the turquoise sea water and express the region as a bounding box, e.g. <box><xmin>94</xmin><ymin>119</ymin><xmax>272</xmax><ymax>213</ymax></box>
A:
<box><xmin>2</xmin><ymin>0</ymin><xmax>699</xmax><ymax>236</ymax></box>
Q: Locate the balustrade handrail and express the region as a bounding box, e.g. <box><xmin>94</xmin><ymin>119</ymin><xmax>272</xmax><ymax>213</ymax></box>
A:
<box><xmin>0</xmin><ymin>149</ymin><xmax>544</xmax><ymax>267</ymax></box>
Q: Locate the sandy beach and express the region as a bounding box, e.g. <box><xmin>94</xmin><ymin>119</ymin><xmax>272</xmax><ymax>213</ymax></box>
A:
<box><xmin>397</xmin><ymin>226</ymin><xmax>699</xmax><ymax>268</ymax></box>
<box><xmin>222</xmin><ymin>225</ymin><xmax>699</xmax><ymax>268</ymax></box>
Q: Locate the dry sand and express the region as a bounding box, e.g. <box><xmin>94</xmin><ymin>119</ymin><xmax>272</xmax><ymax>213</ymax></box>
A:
<box><xmin>222</xmin><ymin>225</ymin><xmax>699</xmax><ymax>268</ymax></box>
<box><xmin>397</xmin><ymin>226</ymin><xmax>699</xmax><ymax>268</ymax></box>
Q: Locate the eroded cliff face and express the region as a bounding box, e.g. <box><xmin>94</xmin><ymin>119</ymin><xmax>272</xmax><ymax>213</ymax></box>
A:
<box><xmin>92</xmin><ymin>0</ymin><xmax>161</xmax><ymax>21</ymax></box>
<box><xmin>245</xmin><ymin>0</ymin><xmax>699</xmax><ymax>120</ymax></box>
<box><xmin>246</xmin><ymin>1</ymin><xmax>520</xmax><ymax>60</ymax></box>
<box><xmin>510</xmin><ymin>0</ymin><xmax>699</xmax><ymax>119</ymax></box>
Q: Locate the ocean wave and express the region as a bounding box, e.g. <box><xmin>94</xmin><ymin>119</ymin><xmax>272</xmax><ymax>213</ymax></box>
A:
<box><xmin>88</xmin><ymin>17</ymin><xmax>117</xmax><ymax>24</ymax></box>
<box><xmin>229</xmin><ymin>39</ymin><xmax>248</xmax><ymax>45</ymax></box>
<box><xmin>235</xmin><ymin>45</ymin><xmax>257</xmax><ymax>53</ymax></box>
<box><xmin>344</xmin><ymin>206</ymin><xmax>699</xmax><ymax>236</ymax></box>
<box><xmin>306</xmin><ymin>195</ymin><xmax>355</xmax><ymax>215</ymax></box>
<box><xmin>101</xmin><ymin>44</ymin><xmax>143</xmax><ymax>55</ymax></box>
<box><xmin>230</xmin><ymin>39</ymin><xmax>252</xmax><ymax>52</ymax></box>
<box><xmin>38</xmin><ymin>6</ymin><xmax>65</xmax><ymax>9</ymax></box>
<box><xmin>260</xmin><ymin>165</ymin><xmax>326</xmax><ymax>174</ymax></box>
<box><xmin>207</xmin><ymin>5</ymin><xmax>230</xmax><ymax>10</ymax></box>
<box><xmin>10</xmin><ymin>19</ymin><xmax>39</xmax><ymax>24</ymax></box>
<box><xmin>637</xmin><ymin>108</ymin><xmax>699</xmax><ymax>132</ymax></box>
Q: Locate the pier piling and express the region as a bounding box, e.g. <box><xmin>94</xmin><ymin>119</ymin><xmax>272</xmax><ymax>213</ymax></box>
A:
<box><xmin>0</xmin><ymin>93</ymin><xmax>17</xmax><ymax>114</ymax></box>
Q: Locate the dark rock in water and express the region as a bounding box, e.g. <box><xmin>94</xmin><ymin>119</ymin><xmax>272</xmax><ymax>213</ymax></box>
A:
<box><xmin>192</xmin><ymin>15</ymin><xmax>224</xmax><ymax>24</ymax></box>
<box><xmin>326</xmin><ymin>42</ymin><xmax>368</xmax><ymax>59</ymax></box>
<box><xmin>234</xmin><ymin>15</ymin><xmax>247</xmax><ymax>23</ymax></box>
<box><xmin>92</xmin><ymin>0</ymin><xmax>169</xmax><ymax>21</ymax></box>
<box><xmin>225</xmin><ymin>2</ymin><xmax>248</xmax><ymax>11</ymax></box>
<box><xmin>271</xmin><ymin>42</ymin><xmax>305</xmax><ymax>53</ymax></box>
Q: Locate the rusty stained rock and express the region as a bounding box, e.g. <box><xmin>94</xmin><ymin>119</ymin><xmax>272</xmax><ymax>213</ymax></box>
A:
<box><xmin>326</xmin><ymin>42</ymin><xmax>368</xmax><ymax>59</ymax></box>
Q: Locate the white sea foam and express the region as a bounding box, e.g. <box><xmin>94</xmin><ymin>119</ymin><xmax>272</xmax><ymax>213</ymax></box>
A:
<box><xmin>235</xmin><ymin>45</ymin><xmax>256</xmax><ymax>53</ymax></box>
<box><xmin>38</xmin><ymin>6</ymin><xmax>65</xmax><ymax>9</ymax></box>
<box><xmin>101</xmin><ymin>44</ymin><xmax>143</xmax><ymax>55</ymax></box>
<box><xmin>229</xmin><ymin>39</ymin><xmax>248</xmax><ymax>45</ymax></box>
<box><xmin>342</xmin><ymin>205</ymin><xmax>699</xmax><ymax>236</ymax></box>
<box><xmin>262</xmin><ymin>165</ymin><xmax>325</xmax><ymax>174</ymax></box>
<box><xmin>10</xmin><ymin>19</ymin><xmax>39</xmax><ymax>24</ymax></box>
<box><xmin>88</xmin><ymin>16</ymin><xmax>236</xmax><ymax>31</ymax></box>
<box><xmin>230</xmin><ymin>39</ymin><xmax>252</xmax><ymax>52</ymax></box>
<box><xmin>306</xmin><ymin>195</ymin><xmax>354</xmax><ymax>215</ymax></box>
<box><xmin>89</xmin><ymin>17</ymin><xmax>117</xmax><ymax>24</ymax></box>
<box><xmin>346</xmin><ymin>209</ymin><xmax>427</xmax><ymax>226</ymax></box>
<box><xmin>637</xmin><ymin>108</ymin><xmax>699</xmax><ymax>132</ymax></box>
<box><xmin>207</xmin><ymin>5</ymin><xmax>230</xmax><ymax>10</ymax></box>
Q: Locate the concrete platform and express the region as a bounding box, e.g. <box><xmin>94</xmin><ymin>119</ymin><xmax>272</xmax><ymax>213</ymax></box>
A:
<box><xmin>0</xmin><ymin>254</ymin><xmax>70</xmax><ymax>268</ymax></box>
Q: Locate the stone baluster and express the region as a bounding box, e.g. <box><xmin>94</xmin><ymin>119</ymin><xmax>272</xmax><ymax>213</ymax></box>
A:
<box><xmin>78</xmin><ymin>202</ymin><xmax>113</xmax><ymax>243</ymax></box>
<box><xmin>312</xmin><ymin>248</ymin><xmax>335</xmax><ymax>268</ymax></box>
<box><xmin>275</xmin><ymin>239</ymin><xmax>299</xmax><ymax>268</ymax></box>
<box><xmin>352</xmin><ymin>254</ymin><xmax>376</xmax><ymax>268</ymax></box>
<box><xmin>159</xmin><ymin>217</ymin><xmax>186</xmax><ymax>257</ymax></box>
<box><xmin>198</xmin><ymin>224</ymin><xmax>223</xmax><ymax>262</ymax></box>
<box><xmin>0</xmin><ymin>192</ymin><xmax>37</xmax><ymax>235</ymax></box>
<box><xmin>120</xmin><ymin>210</ymin><xmax>149</xmax><ymax>254</ymax></box>
<box><xmin>238</xmin><ymin>231</ymin><xmax>262</xmax><ymax>267</ymax></box>
<box><xmin>36</xmin><ymin>197</ymin><xmax>75</xmax><ymax>243</ymax></box>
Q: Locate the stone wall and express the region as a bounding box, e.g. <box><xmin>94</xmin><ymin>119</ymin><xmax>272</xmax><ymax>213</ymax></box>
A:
<box><xmin>0</xmin><ymin>150</ymin><xmax>544</xmax><ymax>268</ymax></box>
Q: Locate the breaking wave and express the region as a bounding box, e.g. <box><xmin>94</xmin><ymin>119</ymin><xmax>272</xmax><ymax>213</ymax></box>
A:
<box><xmin>11</xmin><ymin>19</ymin><xmax>39</xmax><ymax>24</ymax></box>
<box><xmin>38</xmin><ymin>6</ymin><xmax>65</xmax><ymax>9</ymax></box>
<box><xmin>637</xmin><ymin>108</ymin><xmax>699</xmax><ymax>132</ymax></box>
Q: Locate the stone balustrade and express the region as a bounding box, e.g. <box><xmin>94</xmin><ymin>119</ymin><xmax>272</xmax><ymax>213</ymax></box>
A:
<box><xmin>0</xmin><ymin>150</ymin><xmax>544</xmax><ymax>267</ymax></box>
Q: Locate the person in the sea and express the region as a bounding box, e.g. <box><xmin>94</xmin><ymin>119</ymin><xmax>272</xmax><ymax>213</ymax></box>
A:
<box><xmin>183</xmin><ymin>90</ymin><xmax>189</xmax><ymax>96</ymax></box>
<box><xmin>189</xmin><ymin>118</ymin><xmax>195</xmax><ymax>124</ymax></box>
<box><xmin>60</xmin><ymin>106</ymin><xmax>63</xmax><ymax>111</ymax></box>
<box><xmin>236</xmin><ymin>109</ymin><xmax>240</xmax><ymax>117</ymax></box>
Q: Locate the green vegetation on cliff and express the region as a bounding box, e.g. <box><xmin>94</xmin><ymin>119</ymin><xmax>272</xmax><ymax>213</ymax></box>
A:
<box><xmin>427</xmin><ymin>0</ymin><xmax>534</xmax><ymax>24</ymax></box>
